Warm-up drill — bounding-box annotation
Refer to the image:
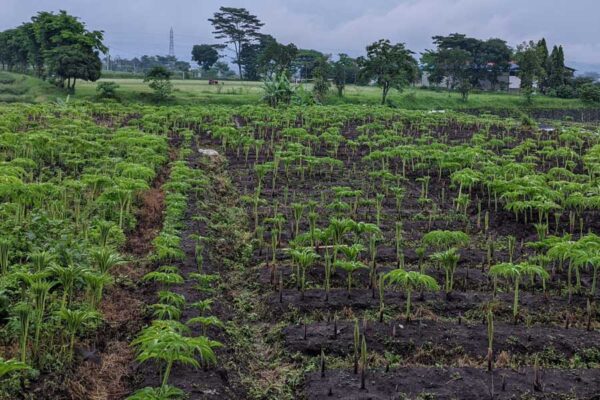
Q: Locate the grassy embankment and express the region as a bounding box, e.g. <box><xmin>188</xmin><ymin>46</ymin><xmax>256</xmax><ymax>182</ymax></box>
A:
<box><xmin>0</xmin><ymin>71</ymin><xmax>595</xmax><ymax>111</ymax></box>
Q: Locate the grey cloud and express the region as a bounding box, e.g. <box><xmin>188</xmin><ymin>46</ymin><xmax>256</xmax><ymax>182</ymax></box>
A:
<box><xmin>1</xmin><ymin>0</ymin><xmax>599</xmax><ymax>69</ymax></box>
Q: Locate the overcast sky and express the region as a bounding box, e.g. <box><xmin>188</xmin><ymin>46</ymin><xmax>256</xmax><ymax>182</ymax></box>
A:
<box><xmin>2</xmin><ymin>0</ymin><xmax>599</xmax><ymax>72</ymax></box>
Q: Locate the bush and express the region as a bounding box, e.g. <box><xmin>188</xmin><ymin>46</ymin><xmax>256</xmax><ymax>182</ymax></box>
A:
<box><xmin>144</xmin><ymin>66</ymin><xmax>173</xmax><ymax>100</ymax></box>
<box><xmin>579</xmin><ymin>83</ymin><xmax>600</xmax><ymax>103</ymax></box>
<box><xmin>0</xmin><ymin>73</ymin><xmax>15</xmax><ymax>85</ymax></box>
<box><xmin>96</xmin><ymin>81</ymin><xmax>120</xmax><ymax>99</ymax></box>
<box><xmin>551</xmin><ymin>84</ymin><xmax>577</xmax><ymax>99</ymax></box>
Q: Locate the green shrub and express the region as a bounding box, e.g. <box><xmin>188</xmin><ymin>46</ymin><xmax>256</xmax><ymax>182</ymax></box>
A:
<box><xmin>144</xmin><ymin>66</ymin><xmax>173</xmax><ymax>100</ymax></box>
<box><xmin>96</xmin><ymin>81</ymin><xmax>120</xmax><ymax>99</ymax></box>
<box><xmin>579</xmin><ymin>83</ymin><xmax>600</xmax><ymax>103</ymax></box>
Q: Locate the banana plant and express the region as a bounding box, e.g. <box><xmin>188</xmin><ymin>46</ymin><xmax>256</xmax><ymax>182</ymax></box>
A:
<box><xmin>384</xmin><ymin>269</ymin><xmax>439</xmax><ymax>322</ymax></box>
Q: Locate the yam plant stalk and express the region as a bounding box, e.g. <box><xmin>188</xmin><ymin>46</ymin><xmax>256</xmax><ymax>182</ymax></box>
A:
<box><xmin>384</xmin><ymin>269</ymin><xmax>439</xmax><ymax>322</ymax></box>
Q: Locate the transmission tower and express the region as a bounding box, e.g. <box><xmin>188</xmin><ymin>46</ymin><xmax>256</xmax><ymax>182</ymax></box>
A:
<box><xmin>169</xmin><ymin>27</ymin><xmax>175</xmax><ymax>57</ymax></box>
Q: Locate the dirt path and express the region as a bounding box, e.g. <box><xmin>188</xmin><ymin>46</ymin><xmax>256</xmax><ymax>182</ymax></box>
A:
<box><xmin>133</xmin><ymin>140</ymin><xmax>249</xmax><ymax>398</ymax></box>
<box><xmin>66</xmin><ymin>155</ymin><xmax>173</xmax><ymax>400</ymax></box>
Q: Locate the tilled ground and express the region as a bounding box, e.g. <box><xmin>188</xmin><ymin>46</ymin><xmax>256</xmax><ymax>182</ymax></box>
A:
<box><xmin>305</xmin><ymin>367</ymin><xmax>600</xmax><ymax>400</ymax></box>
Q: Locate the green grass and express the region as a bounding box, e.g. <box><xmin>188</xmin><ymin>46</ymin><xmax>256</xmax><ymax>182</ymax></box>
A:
<box><xmin>0</xmin><ymin>72</ymin><xmax>595</xmax><ymax>111</ymax></box>
<box><xmin>75</xmin><ymin>77</ymin><xmax>594</xmax><ymax>110</ymax></box>
<box><xmin>0</xmin><ymin>71</ymin><xmax>62</xmax><ymax>102</ymax></box>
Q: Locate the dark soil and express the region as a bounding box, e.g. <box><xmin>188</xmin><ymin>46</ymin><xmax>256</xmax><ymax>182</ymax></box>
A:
<box><xmin>269</xmin><ymin>288</ymin><xmax>596</xmax><ymax>326</ymax></box>
<box><xmin>305</xmin><ymin>367</ymin><xmax>600</xmax><ymax>399</ymax></box>
<box><xmin>284</xmin><ymin>319</ymin><xmax>600</xmax><ymax>362</ymax></box>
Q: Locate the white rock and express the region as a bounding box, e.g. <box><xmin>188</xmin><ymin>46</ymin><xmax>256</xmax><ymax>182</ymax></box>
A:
<box><xmin>198</xmin><ymin>148</ymin><xmax>220</xmax><ymax>157</ymax></box>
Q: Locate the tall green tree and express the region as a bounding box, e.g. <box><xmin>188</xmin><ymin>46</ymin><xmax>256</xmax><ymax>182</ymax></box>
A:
<box><xmin>421</xmin><ymin>33</ymin><xmax>511</xmax><ymax>95</ymax></box>
<box><xmin>32</xmin><ymin>10</ymin><xmax>106</xmax><ymax>86</ymax></box>
<box><xmin>332</xmin><ymin>53</ymin><xmax>359</xmax><ymax>96</ymax></box>
<box><xmin>191</xmin><ymin>44</ymin><xmax>221</xmax><ymax>71</ymax></box>
<box><xmin>312</xmin><ymin>54</ymin><xmax>331</xmax><ymax>102</ymax></box>
<box><xmin>358</xmin><ymin>39</ymin><xmax>418</xmax><ymax>104</ymax></box>
<box><xmin>536</xmin><ymin>38</ymin><xmax>550</xmax><ymax>93</ymax></box>
<box><xmin>257</xmin><ymin>36</ymin><xmax>298</xmax><ymax>77</ymax></box>
<box><xmin>515</xmin><ymin>41</ymin><xmax>543</xmax><ymax>103</ymax></box>
<box><xmin>293</xmin><ymin>49</ymin><xmax>325</xmax><ymax>80</ymax></box>
<box><xmin>208</xmin><ymin>7</ymin><xmax>264</xmax><ymax>80</ymax></box>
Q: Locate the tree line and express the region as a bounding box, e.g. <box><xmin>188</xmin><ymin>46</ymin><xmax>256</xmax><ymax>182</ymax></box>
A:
<box><xmin>0</xmin><ymin>10</ymin><xmax>106</xmax><ymax>91</ymax></box>
<box><xmin>192</xmin><ymin>7</ymin><xmax>598</xmax><ymax>104</ymax></box>
<box><xmin>1</xmin><ymin>8</ymin><xmax>599</xmax><ymax>103</ymax></box>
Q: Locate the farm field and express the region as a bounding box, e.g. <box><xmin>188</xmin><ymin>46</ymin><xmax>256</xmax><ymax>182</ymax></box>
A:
<box><xmin>74</xmin><ymin>77</ymin><xmax>598</xmax><ymax>110</ymax></box>
<box><xmin>1</xmin><ymin>71</ymin><xmax>596</xmax><ymax>111</ymax></box>
<box><xmin>0</xmin><ymin>102</ymin><xmax>600</xmax><ymax>400</ymax></box>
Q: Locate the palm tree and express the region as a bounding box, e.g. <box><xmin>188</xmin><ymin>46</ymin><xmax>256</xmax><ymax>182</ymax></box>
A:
<box><xmin>384</xmin><ymin>269</ymin><xmax>439</xmax><ymax>322</ymax></box>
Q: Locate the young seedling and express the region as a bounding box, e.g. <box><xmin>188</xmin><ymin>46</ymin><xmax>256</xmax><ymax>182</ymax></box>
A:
<box><xmin>487</xmin><ymin>308</ymin><xmax>494</xmax><ymax>372</ymax></box>
<box><xmin>353</xmin><ymin>320</ymin><xmax>359</xmax><ymax>374</ymax></box>
<box><xmin>334</xmin><ymin>260</ymin><xmax>367</xmax><ymax>298</ymax></box>
<box><xmin>383</xmin><ymin>269</ymin><xmax>439</xmax><ymax>322</ymax></box>
<box><xmin>489</xmin><ymin>262</ymin><xmax>548</xmax><ymax>324</ymax></box>
<box><xmin>360</xmin><ymin>335</ymin><xmax>368</xmax><ymax>390</ymax></box>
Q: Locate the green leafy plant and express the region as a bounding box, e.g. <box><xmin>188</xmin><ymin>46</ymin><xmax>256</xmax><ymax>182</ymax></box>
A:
<box><xmin>132</xmin><ymin>320</ymin><xmax>221</xmax><ymax>388</ymax></box>
<box><xmin>384</xmin><ymin>269</ymin><xmax>439</xmax><ymax>322</ymax></box>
